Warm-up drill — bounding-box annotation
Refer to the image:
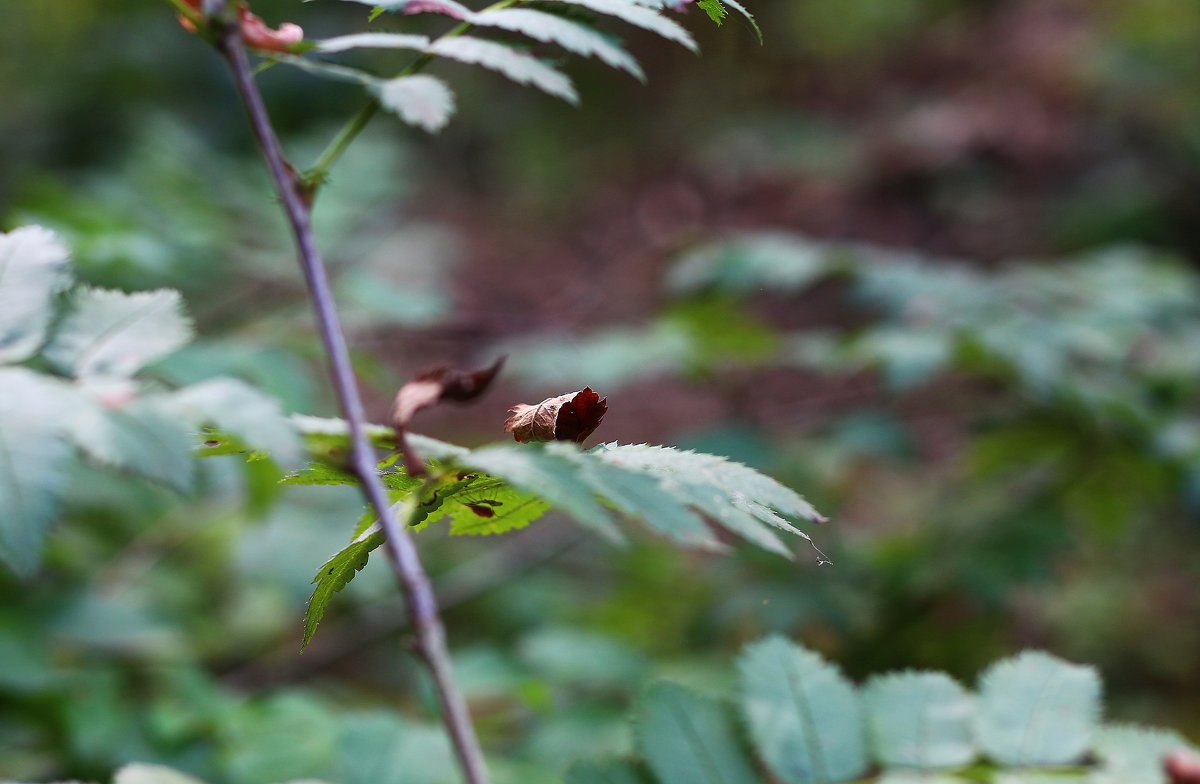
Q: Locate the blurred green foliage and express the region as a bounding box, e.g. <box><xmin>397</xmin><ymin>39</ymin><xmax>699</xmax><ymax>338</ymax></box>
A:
<box><xmin>3</xmin><ymin>0</ymin><xmax>1200</xmax><ymax>781</ymax></box>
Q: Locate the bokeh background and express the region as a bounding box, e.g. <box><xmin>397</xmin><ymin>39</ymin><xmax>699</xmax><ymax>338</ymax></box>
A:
<box><xmin>2</xmin><ymin>0</ymin><xmax>1198</xmax><ymax>781</ymax></box>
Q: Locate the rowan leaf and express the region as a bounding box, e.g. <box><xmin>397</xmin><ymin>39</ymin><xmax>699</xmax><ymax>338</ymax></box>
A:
<box><xmin>428</xmin><ymin>36</ymin><xmax>579</xmax><ymax>103</ymax></box>
<box><xmin>470</xmin><ymin>8</ymin><xmax>645</xmax><ymax>80</ymax></box>
<box><xmin>373</xmin><ymin>74</ymin><xmax>456</xmax><ymax>132</ymax></box>
<box><xmin>540</xmin><ymin>0</ymin><xmax>698</xmax><ymax>52</ymax></box>
<box><xmin>315</xmin><ymin>32</ymin><xmax>430</xmax><ymax>52</ymax></box>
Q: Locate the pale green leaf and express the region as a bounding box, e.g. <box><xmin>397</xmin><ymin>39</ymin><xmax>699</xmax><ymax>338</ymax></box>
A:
<box><xmin>427</xmin><ymin>37</ymin><xmax>579</xmax><ymax>104</ymax></box>
<box><xmin>113</xmin><ymin>764</ymin><xmax>207</xmax><ymax>784</ymax></box>
<box><xmin>44</xmin><ymin>288</ymin><xmax>192</xmax><ymax>379</ymax></box>
<box><xmin>565</xmin><ymin>758</ymin><xmax>645</xmax><ymax>784</ymax></box>
<box><xmin>0</xmin><ymin>225</ymin><xmax>72</xmax><ymax>364</ymax></box>
<box><xmin>335</xmin><ymin>712</ymin><xmax>457</xmax><ymax>784</ymax></box>
<box><xmin>591</xmin><ymin>443</ymin><xmax>826</xmax><ymax>559</ymax></box>
<box><xmin>738</xmin><ymin>636</ymin><xmax>870</xmax><ymax>783</ymax></box>
<box><xmin>549</xmin><ymin>443</ymin><xmax>722</xmax><ymax>550</ymax></box>
<box><xmin>542</xmin><ymin>0</ymin><xmax>697</xmax><ymax>52</ymax></box>
<box><xmin>0</xmin><ymin>369</ymin><xmax>74</xmax><ymax>576</ymax></box>
<box><xmin>346</xmin><ymin>0</ymin><xmax>472</xmax><ymax>17</ymax></box>
<box><xmin>470</xmin><ymin>8</ymin><xmax>645</xmax><ymax>80</ymax></box>
<box><xmin>315</xmin><ymin>32</ymin><xmax>430</xmax><ymax>52</ymax></box>
<box><xmin>220</xmin><ymin>693</ymin><xmax>339</xmax><ymax>784</ymax></box>
<box><xmin>373</xmin><ymin>75</ymin><xmax>456</xmax><ymax>132</ymax></box>
<box><xmin>518</xmin><ymin>627</ymin><xmax>646</xmax><ymax>687</ymax></box>
<box><xmin>863</xmin><ymin>672</ymin><xmax>975</xmax><ymax>769</ymax></box>
<box><xmin>1092</xmin><ymin>724</ymin><xmax>1197</xmax><ymax>784</ymax></box>
<box><xmin>165</xmin><ymin>378</ymin><xmax>301</xmax><ymax>467</ymax></box>
<box><xmin>65</xmin><ymin>394</ymin><xmax>195</xmax><ymax>493</ymax></box>
<box><xmin>974</xmin><ymin>651</ymin><xmax>1101</xmax><ymax>767</ymax></box>
<box><xmin>874</xmin><ymin>774</ymin><xmax>967</xmax><ymax>784</ymax></box>
<box><xmin>635</xmin><ymin>680</ymin><xmax>757</xmax><ymax>784</ymax></box>
<box><xmin>668</xmin><ymin>233</ymin><xmax>836</xmax><ymax>295</ymax></box>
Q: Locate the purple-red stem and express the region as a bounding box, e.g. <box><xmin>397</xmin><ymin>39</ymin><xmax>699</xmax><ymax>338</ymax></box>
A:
<box><xmin>207</xmin><ymin>9</ymin><xmax>489</xmax><ymax>784</ymax></box>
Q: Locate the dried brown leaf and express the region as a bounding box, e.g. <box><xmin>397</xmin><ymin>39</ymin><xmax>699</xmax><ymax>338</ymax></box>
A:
<box><xmin>504</xmin><ymin>387</ymin><xmax>607</xmax><ymax>444</ymax></box>
<box><xmin>392</xmin><ymin>357</ymin><xmax>505</xmax><ymax>474</ymax></box>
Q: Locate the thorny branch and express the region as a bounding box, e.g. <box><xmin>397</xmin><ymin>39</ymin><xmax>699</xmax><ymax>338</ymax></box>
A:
<box><xmin>196</xmin><ymin>3</ymin><xmax>491</xmax><ymax>782</ymax></box>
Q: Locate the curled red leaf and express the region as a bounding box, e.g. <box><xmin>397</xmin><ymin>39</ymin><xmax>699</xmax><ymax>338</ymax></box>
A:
<box><xmin>177</xmin><ymin>1</ymin><xmax>304</xmax><ymax>53</ymax></box>
<box><xmin>504</xmin><ymin>388</ymin><xmax>607</xmax><ymax>444</ymax></box>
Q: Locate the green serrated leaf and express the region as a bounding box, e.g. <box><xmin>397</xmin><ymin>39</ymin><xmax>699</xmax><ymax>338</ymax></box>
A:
<box><xmin>44</xmin><ymin>287</ymin><xmax>192</xmax><ymax>379</ymax></box>
<box><xmin>974</xmin><ymin>651</ymin><xmax>1101</xmax><ymax>767</ymax></box>
<box><xmin>549</xmin><ymin>443</ymin><xmax>720</xmax><ymax>550</ymax></box>
<box><xmin>441</xmin><ymin>477</ymin><xmax>551</xmax><ymax>536</ymax></box>
<box><xmin>636</xmin><ymin>680</ymin><xmax>758</xmax><ymax>784</ymax></box>
<box><xmin>0</xmin><ymin>225</ymin><xmax>72</xmax><ymax>364</ymax></box>
<box><xmin>696</xmin><ymin>0</ymin><xmax>727</xmax><ymax>26</ymax></box>
<box><xmin>591</xmin><ymin>442</ymin><xmax>826</xmax><ymax>560</ymax></box>
<box><xmin>738</xmin><ymin>635</ymin><xmax>869</xmax><ymax>784</ymax></box>
<box><xmin>863</xmin><ymin>671</ymin><xmax>975</xmax><ymax>770</ymax></box>
<box><xmin>459</xmin><ymin>444</ymin><xmax>623</xmax><ymax>543</ymax></box>
<box><xmin>303</xmin><ymin>527</ymin><xmax>386</xmax><ymax>650</ymax></box>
